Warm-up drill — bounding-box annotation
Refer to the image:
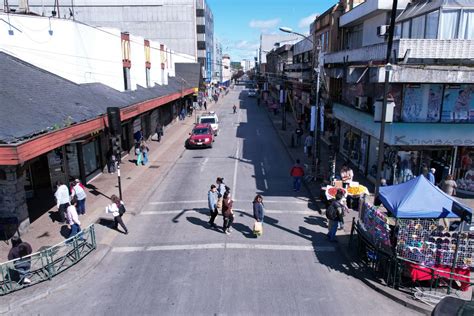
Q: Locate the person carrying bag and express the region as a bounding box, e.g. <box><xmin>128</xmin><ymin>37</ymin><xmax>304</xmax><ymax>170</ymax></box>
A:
<box><xmin>252</xmin><ymin>194</ymin><xmax>265</xmax><ymax>237</ymax></box>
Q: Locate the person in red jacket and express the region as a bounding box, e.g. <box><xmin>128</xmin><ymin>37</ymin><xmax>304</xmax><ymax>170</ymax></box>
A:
<box><xmin>290</xmin><ymin>159</ymin><xmax>305</xmax><ymax>192</ymax></box>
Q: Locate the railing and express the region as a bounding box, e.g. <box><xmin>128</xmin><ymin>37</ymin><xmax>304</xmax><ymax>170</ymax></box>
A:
<box><xmin>0</xmin><ymin>224</ymin><xmax>96</xmax><ymax>295</ymax></box>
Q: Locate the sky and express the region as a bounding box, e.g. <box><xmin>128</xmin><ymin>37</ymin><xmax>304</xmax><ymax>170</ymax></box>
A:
<box><xmin>207</xmin><ymin>0</ymin><xmax>337</xmax><ymax>61</ymax></box>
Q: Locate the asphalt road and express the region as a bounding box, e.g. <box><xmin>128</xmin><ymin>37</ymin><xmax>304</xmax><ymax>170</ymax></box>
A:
<box><xmin>15</xmin><ymin>86</ymin><xmax>420</xmax><ymax>316</ymax></box>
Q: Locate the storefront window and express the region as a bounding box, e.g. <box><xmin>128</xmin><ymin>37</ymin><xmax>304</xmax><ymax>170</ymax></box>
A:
<box><xmin>83</xmin><ymin>141</ymin><xmax>100</xmax><ymax>177</ymax></box>
<box><xmin>441</xmin><ymin>84</ymin><xmax>474</xmax><ymax>122</ymax></box>
<box><xmin>402</xmin><ymin>84</ymin><xmax>443</xmax><ymax>122</ymax></box>
<box><xmin>66</xmin><ymin>144</ymin><xmax>80</xmax><ymax>180</ymax></box>
<box><xmin>457</xmin><ymin>147</ymin><xmax>474</xmax><ymax>194</ymax></box>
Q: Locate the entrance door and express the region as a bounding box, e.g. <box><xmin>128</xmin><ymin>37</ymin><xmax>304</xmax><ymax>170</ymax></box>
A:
<box><xmin>26</xmin><ymin>155</ymin><xmax>55</xmax><ymax>222</ymax></box>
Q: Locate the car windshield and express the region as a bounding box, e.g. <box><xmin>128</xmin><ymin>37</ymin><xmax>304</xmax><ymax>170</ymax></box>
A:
<box><xmin>200</xmin><ymin>118</ymin><xmax>215</xmax><ymax>124</ymax></box>
<box><xmin>193</xmin><ymin>128</ymin><xmax>210</xmax><ymax>135</ymax></box>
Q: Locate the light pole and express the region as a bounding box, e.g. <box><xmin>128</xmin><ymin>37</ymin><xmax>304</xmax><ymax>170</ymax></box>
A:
<box><xmin>375</xmin><ymin>0</ymin><xmax>398</xmax><ymax>196</ymax></box>
<box><xmin>279</xmin><ymin>26</ymin><xmax>321</xmax><ymax>180</ymax></box>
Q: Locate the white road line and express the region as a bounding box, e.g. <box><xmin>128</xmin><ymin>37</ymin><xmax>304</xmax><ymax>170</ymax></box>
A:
<box><xmin>148</xmin><ymin>199</ymin><xmax>310</xmax><ymax>205</ymax></box>
<box><xmin>232</xmin><ymin>138</ymin><xmax>240</xmax><ymax>201</ymax></box>
<box><xmin>200</xmin><ymin>157</ymin><xmax>209</xmax><ymax>173</ymax></box>
<box><xmin>264</xmin><ymin>179</ymin><xmax>268</xmax><ymax>190</ymax></box>
<box><xmin>140</xmin><ymin>209</ymin><xmax>319</xmax><ymax>215</ymax></box>
<box><xmin>111</xmin><ymin>243</ymin><xmax>335</xmax><ymax>253</ymax></box>
<box><xmin>260</xmin><ymin>162</ymin><xmax>265</xmax><ymax>176</ymax></box>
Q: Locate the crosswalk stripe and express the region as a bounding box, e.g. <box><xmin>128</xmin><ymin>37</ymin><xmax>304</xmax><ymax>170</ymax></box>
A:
<box><xmin>141</xmin><ymin>209</ymin><xmax>319</xmax><ymax>215</ymax></box>
<box><xmin>111</xmin><ymin>243</ymin><xmax>335</xmax><ymax>253</ymax></box>
<box><xmin>148</xmin><ymin>199</ymin><xmax>310</xmax><ymax>205</ymax></box>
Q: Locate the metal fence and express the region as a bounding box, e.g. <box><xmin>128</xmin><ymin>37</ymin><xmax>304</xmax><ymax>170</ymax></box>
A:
<box><xmin>0</xmin><ymin>224</ymin><xmax>96</xmax><ymax>295</ymax></box>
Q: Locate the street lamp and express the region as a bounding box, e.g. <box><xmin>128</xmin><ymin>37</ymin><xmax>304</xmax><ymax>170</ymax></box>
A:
<box><xmin>279</xmin><ymin>26</ymin><xmax>322</xmax><ymax>181</ymax></box>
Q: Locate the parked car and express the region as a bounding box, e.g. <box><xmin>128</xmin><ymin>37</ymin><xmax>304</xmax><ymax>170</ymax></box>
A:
<box><xmin>248</xmin><ymin>89</ymin><xmax>257</xmax><ymax>97</ymax></box>
<box><xmin>432</xmin><ymin>296</ymin><xmax>474</xmax><ymax>316</ymax></box>
<box><xmin>185</xmin><ymin>123</ymin><xmax>215</xmax><ymax>149</ymax></box>
<box><xmin>197</xmin><ymin>111</ymin><xmax>219</xmax><ymax>135</ymax></box>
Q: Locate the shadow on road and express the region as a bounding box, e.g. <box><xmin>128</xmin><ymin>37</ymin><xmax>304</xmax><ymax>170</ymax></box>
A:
<box><xmin>186</xmin><ymin>216</ymin><xmax>223</xmax><ymax>234</ymax></box>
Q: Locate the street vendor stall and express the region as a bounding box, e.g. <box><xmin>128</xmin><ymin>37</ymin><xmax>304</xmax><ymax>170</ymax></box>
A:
<box><xmin>321</xmin><ymin>182</ymin><xmax>368</xmax><ymax>209</ymax></box>
<box><xmin>356</xmin><ymin>176</ymin><xmax>473</xmax><ymax>292</ymax></box>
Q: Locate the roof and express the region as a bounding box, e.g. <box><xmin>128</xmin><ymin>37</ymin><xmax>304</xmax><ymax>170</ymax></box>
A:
<box><xmin>379</xmin><ymin>176</ymin><xmax>472</xmax><ymax>221</ymax></box>
<box><xmin>0</xmin><ymin>52</ymin><xmax>200</xmax><ymax>144</ymax></box>
<box><xmin>397</xmin><ymin>0</ymin><xmax>474</xmax><ymax>22</ymax></box>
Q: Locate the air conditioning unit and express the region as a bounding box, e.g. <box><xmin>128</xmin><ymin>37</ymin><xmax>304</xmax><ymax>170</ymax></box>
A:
<box><xmin>355</xmin><ymin>96</ymin><xmax>368</xmax><ymax>110</ymax></box>
<box><xmin>377</xmin><ymin>25</ymin><xmax>389</xmax><ymax>37</ymax></box>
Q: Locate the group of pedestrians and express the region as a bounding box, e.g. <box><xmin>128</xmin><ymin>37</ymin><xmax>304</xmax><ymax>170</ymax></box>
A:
<box><xmin>207</xmin><ymin>177</ymin><xmax>265</xmax><ymax>236</ymax></box>
<box><xmin>54</xmin><ymin>179</ymin><xmax>87</xmax><ymax>240</ymax></box>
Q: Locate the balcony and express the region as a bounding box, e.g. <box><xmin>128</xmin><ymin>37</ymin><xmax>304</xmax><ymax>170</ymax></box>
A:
<box><xmin>324</xmin><ymin>39</ymin><xmax>474</xmax><ymax>64</ymax></box>
<box><xmin>340</xmin><ymin>0</ymin><xmax>409</xmax><ymax>27</ymax></box>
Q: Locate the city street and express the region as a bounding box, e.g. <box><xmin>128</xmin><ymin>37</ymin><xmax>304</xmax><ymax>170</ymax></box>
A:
<box><xmin>13</xmin><ymin>87</ymin><xmax>420</xmax><ymax>316</ymax></box>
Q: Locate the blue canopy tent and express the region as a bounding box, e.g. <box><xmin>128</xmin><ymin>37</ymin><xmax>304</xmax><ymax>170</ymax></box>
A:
<box><xmin>379</xmin><ymin>176</ymin><xmax>472</xmax><ymax>222</ymax></box>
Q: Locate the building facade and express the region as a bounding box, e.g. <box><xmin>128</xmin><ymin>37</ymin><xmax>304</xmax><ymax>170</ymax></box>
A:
<box><xmin>322</xmin><ymin>0</ymin><xmax>474</xmax><ymax>193</ymax></box>
<box><xmin>221</xmin><ymin>54</ymin><xmax>232</xmax><ymax>86</ymax></box>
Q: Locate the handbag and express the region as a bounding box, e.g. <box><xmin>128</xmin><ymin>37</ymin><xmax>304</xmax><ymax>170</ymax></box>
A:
<box><xmin>253</xmin><ymin>221</ymin><xmax>263</xmax><ymax>236</ymax></box>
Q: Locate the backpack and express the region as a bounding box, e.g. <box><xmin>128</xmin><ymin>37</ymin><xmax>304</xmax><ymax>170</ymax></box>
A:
<box><xmin>326</xmin><ymin>202</ymin><xmax>339</xmax><ymax>221</ymax></box>
<box><xmin>118</xmin><ymin>204</ymin><xmax>126</xmax><ymax>216</ymax></box>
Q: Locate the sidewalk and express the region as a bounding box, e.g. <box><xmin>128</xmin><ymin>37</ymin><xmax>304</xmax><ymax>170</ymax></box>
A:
<box><xmin>262</xmin><ymin>103</ymin><xmax>474</xmax><ymax>315</ymax></box>
<box><xmin>0</xmin><ymin>98</ymin><xmax>224</xmax><ymax>256</ymax></box>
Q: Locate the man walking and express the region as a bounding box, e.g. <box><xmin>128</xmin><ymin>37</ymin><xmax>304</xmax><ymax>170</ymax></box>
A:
<box><xmin>295</xmin><ymin>124</ymin><xmax>304</xmax><ymax>146</ymax></box>
<box><xmin>71</xmin><ymin>179</ymin><xmax>87</xmax><ymax>215</ymax></box>
<box><xmin>304</xmin><ymin>134</ymin><xmax>314</xmax><ymax>157</ymax></box>
<box><xmin>326</xmin><ymin>190</ymin><xmax>344</xmax><ymax>242</ymax></box>
<box><xmin>428</xmin><ymin>167</ymin><xmax>436</xmax><ymax>184</ymax></box>
<box><xmin>290</xmin><ymin>159</ymin><xmax>305</xmax><ymax>192</ymax></box>
<box><xmin>207</xmin><ymin>184</ymin><xmax>218</xmax><ymax>228</ymax></box>
<box><xmin>54</xmin><ymin>180</ymin><xmax>70</xmax><ymax>223</ymax></box>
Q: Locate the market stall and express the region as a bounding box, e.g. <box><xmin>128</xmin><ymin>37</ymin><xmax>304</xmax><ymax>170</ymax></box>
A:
<box><xmin>355</xmin><ymin>176</ymin><xmax>473</xmax><ymax>291</ymax></box>
<box><xmin>321</xmin><ymin>182</ymin><xmax>369</xmax><ymax>209</ymax></box>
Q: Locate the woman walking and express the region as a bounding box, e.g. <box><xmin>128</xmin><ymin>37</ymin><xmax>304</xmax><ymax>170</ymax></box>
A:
<box><xmin>222</xmin><ymin>191</ymin><xmax>234</xmax><ymax>235</ymax></box>
<box><xmin>252</xmin><ymin>195</ymin><xmax>265</xmax><ymax>236</ymax></box>
<box><xmin>66</xmin><ymin>196</ymin><xmax>82</xmax><ymax>239</ymax></box>
<box><xmin>106</xmin><ymin>194</ymin><xmax>128</xmax><ymax>234</ymax></box>
<box><xmin>441</xmin><ymin>174</ymin><xmax>457</xmax><ymax>196</ymax></box>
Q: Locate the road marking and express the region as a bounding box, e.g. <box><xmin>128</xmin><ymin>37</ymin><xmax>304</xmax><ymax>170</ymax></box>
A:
<box><xmin>260</xmin><ymin>162</ymin><xmax>265</xmax><ymax>176</ymax></box>
<box><xmin>149</xmin><ymin>199</ymin><xmax>310</xmax><ymax>205</ymax></box>
<box><xmin>111</xmin><ymin>243</ymin><xmax>335</xmax><ymax>253</ymax></box>
<box><xmin>200</xmin><ymin>157</ymin><xmax>209</xmax><ymax>173</ymax></box>
<box><xmin>141</xmin><ymin>209</ymin><xmax>319</xmax><ymax>215</ymax></box>
<box><xmin>264</xmin><ymin>179</ymin><xmax>268</xmax><ymax>190</ymax></box>
<box><xmin>232</xmin><ymin>138</ymin><xmax>240</xmax><ymax>201</ymax></box>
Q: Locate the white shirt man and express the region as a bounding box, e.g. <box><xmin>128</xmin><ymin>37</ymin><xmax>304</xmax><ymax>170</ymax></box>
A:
<box><xmin>54</xmin><ymin>182</ymin><xmax>70</xmax><ymax>223</ymax></box>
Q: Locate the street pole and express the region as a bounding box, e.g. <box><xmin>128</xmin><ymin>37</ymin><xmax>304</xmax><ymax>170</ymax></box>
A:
<box><xmin>117</xmin><ymin>161</ymin><xmax>123</xmax><ymax>200</ymax></box>
<box><xmin>312</xmin><ymin>68</ymin><xmax>320</xmax><ymax>179</ymax></box>
<box><xmin>375</xmin><ymin>0</ymin><xmax>398</xmax><ymax>196</ymax></box>
<box><xmin>281</xmin><ymin>87</ymin><xmax>286</xmax><ymax>130</ymax></box>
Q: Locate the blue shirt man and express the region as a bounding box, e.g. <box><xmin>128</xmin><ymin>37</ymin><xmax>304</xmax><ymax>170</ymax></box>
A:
<box><xmin>428</xmin><ymin>168</ymin><xmax>436</xmax><ymax>184</ymax></box>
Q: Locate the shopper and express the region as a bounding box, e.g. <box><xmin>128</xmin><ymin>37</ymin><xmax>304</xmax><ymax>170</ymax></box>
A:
<box><xmin>66</xmin><ymin>196</ymin><xmax>82</xmax><ymax>239</ymax></box>
<box><xmin>106</xmin><ymin>194</ymin><xmax>128</xmax><ymax>234</ymax></box>
<box><xmin>54</xmin><ymin>180</ymin><xmax>70</xmax><ymax>223</ymax></box>
<box><xmin>428</xmin><ymin>167</ymin><xmax>436</xmax><ymax>184</ymax></box>
<box><xmin>295</xmin><ymin>125</ymin><xmax>304</xmax><ymax>146</ymax></box>
<box><xmin>140</xmin><ymin>141</ymin><xmax>149</xmax><ymax>165</ymax></box>
<box><xmin>71</xmin><ymin>179</ymin><xmax>87</xmax><ymax>215</ymax></box>
<box><xmin>340</xmin><ymin>163</ymin><xmax>354</xmax><ymax>188</ymax></box>
<box><xmin>441</xmin><ymin>174</ymin><xmax>457</xmax><ymax>196</ymax></box>
<box><xmin>233</xmin><ymin>104</ymin><xmax>237</xmax><ymax>114</ymax></box>
<box><xmin>253</xmin><ymin>194</ymin><xmax>265</xmax><ymax>223</ymax></box>
<box><xmin>290</xmin><ymin>159</ymin><xmax>305</xmax><ymax>192</ymax></box>
<box><xmin>107</xmin><ymin>147</ymin><xmax>117</xmax><ymax>174</ymax></box>
<box><xmin>216</xmin><ymin>177</ymin><xmax>226</xmax><ymax>212</ymax></box>
<box><xmin>8</xmin><ymin>236</ymin><xmax>33</xmax><ymax>284</ymax></box>
<box><xmin>155</xmin><ymin>123</ymin><xmax>164</xmax><ymax>142</ymax></box>
<box><xmin>326</xmin><ymin>189</ymin><xmax>344</xmax><ymax>242</ymax></box>
<box><xmin>207</xmin><ymin>184</ymin><xmax>219</xmax><ymax>228</ymax></box>
<box><xmin>222</xmin><ymin>191</ymin><xmax>234</xmax><ymax>235</ymax></box>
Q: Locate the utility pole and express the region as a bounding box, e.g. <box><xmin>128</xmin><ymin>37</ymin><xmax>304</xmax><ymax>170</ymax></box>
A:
<box><xmin>375</xmin><ymin>0</ymin><xmax>398</xmax><ymax>196</ymax></box>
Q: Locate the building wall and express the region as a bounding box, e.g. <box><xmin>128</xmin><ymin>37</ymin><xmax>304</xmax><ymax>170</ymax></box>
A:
<box><xmin>362</xmin><ymin>12</ymin><xmax>387</xmax><ymax>46</ymax></box>
<box><xmin>22</xmin><ymin>0</ymin><xmax>198</xmax><ymax>58</ymax></box>
<box><xmin>222</xmin><ymin>56</ymin><xmax>232</xmax><ymax>83</ymax></box>
<box><xmin>0</xmin><ymin>166</ymin><xmax>29</xmax><ymax>235</ymax></box>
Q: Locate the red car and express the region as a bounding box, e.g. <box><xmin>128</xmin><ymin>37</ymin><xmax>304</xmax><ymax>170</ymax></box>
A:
<box><xmin>185</xmin><ymin>123</ymin><xmax>215</xmax><ymax>149</ymax></box>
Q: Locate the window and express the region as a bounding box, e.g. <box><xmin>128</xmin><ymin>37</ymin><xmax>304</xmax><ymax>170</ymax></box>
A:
<box><xmin>123</xmin><ymin>67</ymin><xmax>131</xmax><ymax>91</ymax></box>
<box><xmin>402</xmin><ymin>84</ymin><xmax>443</xmax><ymax>122</ymax></box>
<box><xmin>196</xmin><ymin>25</ymin><xmax>205</xmax><ymax>33</ymax></box>
<box><xmin>394</xmin><ymin>23</ymin><xmax>401</xmax><ymax>38</ymax></box>
<box><xmin>425</xmin><ymin>10</ymin><xmax>439</xmax><ymax>39</ymax></box>
<box><xmin>440</xmin><ymin>10</ymin><xmax>460</xmax><ymax>39</ymax></box>
<box><xmin>197</xmin><ymin>41</ymin><xmax>206</xmax><ymax>50</ymax></box>
<box><xmin>402</xmin><ymin>20</ymin><xmax>410</xmax><ymax>38</ymax></box>
<box><xmin>346</xmin><ymin>24</ymin><xmax>363</xmax><ymax>49</ymax></box>
<box><xmin>460</xmin><ymin>9</ymin><xmax>474</xmax><ymax>39</ymax></box>
<box><xmin>411</xmin><ymin>15</ymin><xmax>426</xmax><ymax>38</ymax></box>
<box><xmin>196</xmin><ymin>9</ymin><xmax>204</xmax><ymax>17</ymax></box>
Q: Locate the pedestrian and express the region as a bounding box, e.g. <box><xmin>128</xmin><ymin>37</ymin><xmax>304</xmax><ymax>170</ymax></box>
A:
<box><xmin>304</xmin><ymin>134</ymin><xmax>313</xmax><ymax>157</ymax></box>
<box><xmin>105</xmin><ymin>194</ymin><xmax>128</xmax><ymax>234</ymax></box>
<box><xmin>133</xmin><ymin>129</ymin><xmax>143</xmax><ymax>145</ymax></box>
<box><xmin>207</xmin><ymin>184</ymin><xmax>219</xmax><ymax>228</ymax></box>
<box><xmin>180</xmin><ymin>108</ymin><xmax>186</xmax><ymax>120</ymax></box>
<box><xmin>71</xmin><ymin>179</ymin><xmax>87</xmax><ymax>215</ymax></box>
<box><xmin>326</xmin><ymin>189</ymin><xmax>345</xmax><ymax>242</ymax></box>
<box><xmin>290</xmin><ymin>159</ymin><xmax>305</xmax><ymax>192</ymax></box>
<box><xmin>140</xmin><ymin>141</ymin><xmax>149</xmax><ymax>165</ymax></box>
<box><xmin>252</xmin><ymin>195</ymin><xmax>265</xmax><ymax>236</ymax></box>
<box><xmin>203</xmin><ymin>100</ymin><xmax>207</xmax><ymax>111</ymax></box>
<box><xmin>136</xmin><ymin>145</ymin><xmax>143</xmax><ymax>166</ymax></box>
<box><xmin>340</xmin><ymin>163</ymin><xmax>354</xmax><ymax>188</ymax></box>
<box><xmin>222</xmin><ymin>191</ymin><xmax>234</xmax><ymax>235</ymax></box>
<box><xmin>295</xmin><ymin>125</ymin><xmax>304</xmax><ymax>146</ymax></box>
<box><xmin>441</xmin><ymin>174</ymin><xmax>457</xmax><ymax>196</ymax></box>
<box><xmin>155</xmin><ymin>123</ymin><xmax>164</xmax><ymax>142</ymax></box>
<box><xmin>216</xmin><ymin>177</ymin><xmax>226</xmax><ymax>212</ymax></box>
<box><xmin>8</xmin><ymin>236</ymin><xmax>33</xmax><ymax>284</ymax></box>
<box><xmin>66</xmin><ymin>196</ymin><xmax>82</xmax><ymax>240</ymax></box>
<box><xmin>233</xmin><ymin>104</ymin><xmax>237</xmax><ymax>114</ymax></box>
<box><xmin>428</xmin><ymin>167</ymin><xmax>436</xmax><ymax>184</ymax></box>
<box><xmin>107</xmin><ymin>147</ymin><xmax>116</xmax><ymax>174</ymax></box>
<box><xmin>54</xmin><ymin>180</ymin><xmax>70</xmax><ymax>223</ymax></box>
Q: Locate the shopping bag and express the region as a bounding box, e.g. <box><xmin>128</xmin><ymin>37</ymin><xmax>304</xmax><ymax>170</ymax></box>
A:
<box><xmin>216</xmin><ymin>197</ymin><xmax>223</xmax><ymax>212</ymax></box>
<box><xmin>253</xmin><ymin>222</ymin><xmax>263</xmax><ymax>236</ymax></box>
<box><xmin>151</xmin><ymin>133</ymin><xmax>159</xmax><ymax>141</ymax></box>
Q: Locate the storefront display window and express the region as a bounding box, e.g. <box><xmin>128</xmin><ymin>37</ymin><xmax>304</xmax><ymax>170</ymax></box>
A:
<box><xmin>402</xmin><ymin>84</ymin><xmax>443</xmax><ymax>122</ymax></box>
<box><xmin>83</xmin><ymin>140</ymin><xmax>100</xmax><ymax>178</ymax></box>
<box><xmin>441</xmin><ymin>84</ymin><xmax>474</xmax><ymax>122</ymax></box>
<box><xmin>457</xmin><ymin>147</ymin><xmax>474</xmax><ymax>194</ymax></box>
<box><xmin>66</xmin><ymin>144</ymin><xmax>80</xmax><ymax>180</ymax></box>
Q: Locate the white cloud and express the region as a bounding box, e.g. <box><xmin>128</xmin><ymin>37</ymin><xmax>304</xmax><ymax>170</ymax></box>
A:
<box><xmin>235</xmin><ymin>40</ymin><xmax>259</xmax><ymax>50</ymax></box>
<box><xmin>298</xmin><ymin>13</ymin><xmax>318</xmax><ymax>29</ymax></box>
<box><xmin>249</xmin><ymin>18</ymin><xmax>281</xmax><ymax>29</ymax></box>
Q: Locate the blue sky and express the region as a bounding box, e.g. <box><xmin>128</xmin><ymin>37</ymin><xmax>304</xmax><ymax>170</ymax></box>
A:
<box><xmin>207</xmin><ymin>0</ymin><xmax>337</xmax><ymax>61</ymax></box>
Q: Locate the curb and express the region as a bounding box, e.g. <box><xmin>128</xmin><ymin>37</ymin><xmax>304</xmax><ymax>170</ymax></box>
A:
<box><xmin>2</xmin><ymin>244</ymin><xmax>111</xmax><ymax>314</ymax></box>
<box><xmin>265</xmin><ymin>108</ymin><xmax>431</xmax><ymax>315</ymax></box>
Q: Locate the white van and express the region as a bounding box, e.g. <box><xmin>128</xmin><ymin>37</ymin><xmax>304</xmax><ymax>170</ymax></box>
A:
<box><xmin>197</xmin><ymin>111</ymin><xmax>219</xmax><ymax>135</ymax></box>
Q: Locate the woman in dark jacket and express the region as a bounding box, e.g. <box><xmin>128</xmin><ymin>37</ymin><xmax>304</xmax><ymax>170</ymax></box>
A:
<box><xmin>222</xmin><ymin>191</ymin><xmax>234</xmax><ymax>235</ymax></box>
<box><xmin>252</xmin><ymin>194</ymin><xmax>265</xmax><ymax>223</ymax></box>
